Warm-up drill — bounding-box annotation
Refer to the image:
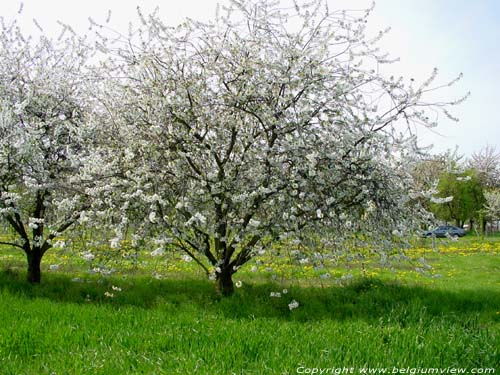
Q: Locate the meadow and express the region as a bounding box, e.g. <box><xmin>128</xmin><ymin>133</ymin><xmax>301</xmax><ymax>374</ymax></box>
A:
<box><xmin>0</xmin><ymin>235</ymin><xmax>499</xmax><ymax>374</ymax></box>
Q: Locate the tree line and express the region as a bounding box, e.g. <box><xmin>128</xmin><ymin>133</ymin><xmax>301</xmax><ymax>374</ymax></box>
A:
<box><xmin>413</xmin><ymin>146</ymin><xmax>500</xmax><ymax>233</ymax></box>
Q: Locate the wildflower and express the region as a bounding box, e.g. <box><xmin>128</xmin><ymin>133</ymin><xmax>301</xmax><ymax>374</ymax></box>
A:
<box><xmin>282</xmin><ymin>289</ymin><xmax>288</xmax><ymax>294</ymax></box>
<box><xmin>270</xmin><ymin>292</ymin><xmax>281</xmax><ymax>298</ymax></box>
<box><xmin>151</xmin><ymin>247</ymin><xmax>164</xmax><ymax>256</ymax></box>
<box><xmin>111</xmin><ymin>285</ymin><xmax>122</xmax><ymax>292</ymax></box>
<box><xmin>104</xmin><ymin>292</ymin><xmax>114</xmax><ymax>298</ymax></box>
<box><xmin>82</xmin><ymin>251</ymin><xmax>95</xmax><ymax>262</ymax></box>
<box><xmin>110</xmin><ymin>237</ymin><xmax>120</xmax><ymax>248</ymax></box>
<box><xmin>288</xmin><ymin>300</ymin><xmax>299</xmax><ymax>310</ymax></box>
<box><xmin>54</xmin><ymin>240</ymin><xmax>66</xmax><ymax>248</ymax></box>
<box><xmin>235</xmin><ymin>281</ymin><xmax>242</xmax><ymax>288</ymax></box>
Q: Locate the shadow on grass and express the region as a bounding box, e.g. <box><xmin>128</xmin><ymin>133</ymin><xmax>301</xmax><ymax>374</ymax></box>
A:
<box><xmin>1</xmin><ymin>267</ymin><xmax>499</xmax><ymax>324</ymax></box>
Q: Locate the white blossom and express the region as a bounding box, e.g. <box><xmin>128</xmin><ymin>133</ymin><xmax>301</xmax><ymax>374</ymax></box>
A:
<box><xmin>249</xmin><ymin>219</ymin><xmax>261</xmax><ymax>227</ymax></box>
<box><xmin>288</xmin><ymin>300</ymin><xmax>300</xmax><ymax>310</ymax></box>
<box><xmin>110</xmin><ymin>238</ymin><xmax>121</xmax><ymax>249</ymax></box>
<box><xmin>151</xmin><ymin>248</ymin><xmax>165</xmax><ymax>257</ymax></box>
<box><xmin>149</xmin><ymin>211</ymin><xmax>158</xmax><ymax>223</ymax></box>
<box><xmin>82</xmin><ymin>252</ymin><xmax>95</xmax><ymax>262</ymax></box>
<box><xmin>430</xmin><ymin>196</ymin><xmax>454</xmax><ymax>204</ymax></box>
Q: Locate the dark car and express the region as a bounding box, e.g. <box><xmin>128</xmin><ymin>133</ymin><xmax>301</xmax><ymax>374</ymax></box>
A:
<box><xmin>422</xmin><ymin>225</ymin><xmax>466</xmax><ymax>238</ymax></box>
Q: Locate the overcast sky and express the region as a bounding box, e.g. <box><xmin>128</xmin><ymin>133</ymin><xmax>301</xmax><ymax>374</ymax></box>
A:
<box><xmin>1</xmin><ymin>0</ymin><xmax>498</xmax><ymax>157</ymax></box>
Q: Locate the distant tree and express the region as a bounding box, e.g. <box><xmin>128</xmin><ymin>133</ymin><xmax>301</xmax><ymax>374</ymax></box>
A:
<box><xmin>468</xmin><ymin>145</ymin><xmax>500</xmax><ymax>188</ymax></box>
<box><xmin>484</xmin><ymin>190</ymin><xmax>500</xmax><ymax>224</ymax></box>
<box><xmin>98</xmin><ymin>0</ymin><xmax>466</xmax><ymax>295</ymax></box>
<box><xmin>411</xmin><ymin>149</ymin><xmax>464</xmax><ymax>210</ymax></box>
<box><xmin>431</xmin><ymin>170</ymin><xmax>485</xmax><ymax>229</ymax></box>
<box><xmin>0</xmin><ymin>18</ymin><xmax>98</xmax><ymax>282</ymax></box>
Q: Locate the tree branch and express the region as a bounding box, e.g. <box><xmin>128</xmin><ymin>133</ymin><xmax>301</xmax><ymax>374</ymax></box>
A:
<box><xmin>0</xmin><ymin>241</ymin><xmax>24</xmax><ymax>249</ymax></box>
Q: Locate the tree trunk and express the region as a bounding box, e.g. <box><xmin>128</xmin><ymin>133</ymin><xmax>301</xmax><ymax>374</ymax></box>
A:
<box><xmin>27</xmin><ymin>250</ymin><xmax>42</xmax><ymax>284</ymax></box>
<box><xmin>215</xmin><ymin>271</ymin><xmax>234</xmax><ymax>296</ymax></box>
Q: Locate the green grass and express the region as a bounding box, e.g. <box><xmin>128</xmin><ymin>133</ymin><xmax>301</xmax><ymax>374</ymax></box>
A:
<box><xmin>1</xmin><ymin>237</ymin><xmax>500</xmax><ymax>374</ymax></box>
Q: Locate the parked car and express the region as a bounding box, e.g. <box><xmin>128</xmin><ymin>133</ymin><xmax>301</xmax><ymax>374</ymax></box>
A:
<box><xmin>422</xmin><ymin>225</ymin><xmax>466</xmax><ymax>238</ymax></box>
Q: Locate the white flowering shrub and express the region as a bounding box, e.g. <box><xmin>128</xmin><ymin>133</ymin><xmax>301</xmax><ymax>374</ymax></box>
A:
<box><xmin>0</xmin><ymin>16</ymin><xmax>99</xmax><ymax>282</ymax></box>
<box><xmin>93</xmin><ymin>0</ymin><xmax>465</xmax><ymax>295</ymax></box>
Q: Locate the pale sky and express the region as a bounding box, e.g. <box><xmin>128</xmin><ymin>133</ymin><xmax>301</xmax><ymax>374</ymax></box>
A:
<box><xmin>1</xmin><ymin>0</ymin><xmax>498</xmax><ymax>157</ymax></box>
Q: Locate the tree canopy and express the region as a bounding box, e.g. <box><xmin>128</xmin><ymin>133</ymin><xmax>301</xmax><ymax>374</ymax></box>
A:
<box><xmin>93</xmin><ymin>0</ymin><xmax>464</xmax><ymax>294</ymax></box>
<box><xmin>431</xmin><ymin>170</ymin><xmax>485</xmax><ymax>228</ymax></box>
<box><xmin>0</xmin><ymin>16</ymin><xmax>100</xmax><ymax>282</ymax></box>
<box><xmin>0</xmin><ymin>0</ymin><xmax>466</xmax><ymax>292</ymax></box>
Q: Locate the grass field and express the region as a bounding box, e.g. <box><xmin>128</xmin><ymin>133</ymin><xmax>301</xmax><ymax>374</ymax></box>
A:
<box><xmin>0</xmin><ymin>236</ymin><xmax>499</xmax><ymax>374</ymax></box>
